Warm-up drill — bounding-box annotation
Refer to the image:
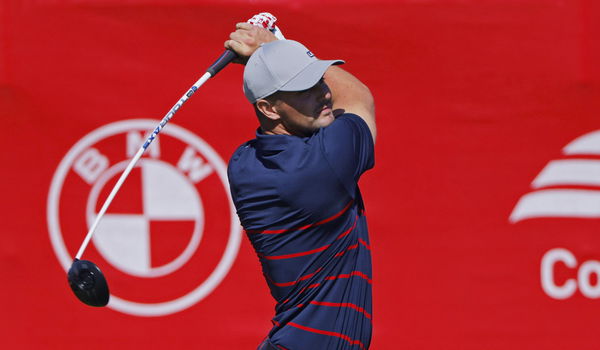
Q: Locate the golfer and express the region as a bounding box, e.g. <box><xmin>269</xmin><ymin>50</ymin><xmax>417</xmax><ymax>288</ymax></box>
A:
<box><xmin>225</xmin><ymin>23</ymin><xmax>376</xmax><ymax>350</ymax></box>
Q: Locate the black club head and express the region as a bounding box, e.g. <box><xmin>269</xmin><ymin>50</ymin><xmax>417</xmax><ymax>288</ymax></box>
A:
<box><xmin>67</xmin><ymin>259</ymin><xmax>110</xmax><ymax>307</ymax></box>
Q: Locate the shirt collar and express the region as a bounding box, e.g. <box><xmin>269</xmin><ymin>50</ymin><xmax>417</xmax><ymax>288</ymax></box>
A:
<box><xmin>254</xmin><ymin>128</ymin><xmax>298</xmax><ymax>151</ymax></box>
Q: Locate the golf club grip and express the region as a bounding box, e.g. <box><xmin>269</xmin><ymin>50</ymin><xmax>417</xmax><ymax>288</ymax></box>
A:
<box><xmin>206</xmin><ymin>49</ymin><xmax>237</xmax><ymax>76</ymax></box>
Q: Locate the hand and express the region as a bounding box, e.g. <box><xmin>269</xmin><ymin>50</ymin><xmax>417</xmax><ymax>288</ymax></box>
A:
<box><xmin>224</xmin><ymin>22</ymin><xmax>278</xmax><ymax>64</ymax></box>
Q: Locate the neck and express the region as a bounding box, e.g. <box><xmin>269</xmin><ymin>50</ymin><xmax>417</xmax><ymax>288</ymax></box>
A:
<box><xmin>258</xmin><ymin>114</ymin><xmax>293</xmax><ymax>136</ymax></box>
<box><xmin>260</xmin><ymin>124</ymin><xmax>292</xmax><ymax>136</ymax></box>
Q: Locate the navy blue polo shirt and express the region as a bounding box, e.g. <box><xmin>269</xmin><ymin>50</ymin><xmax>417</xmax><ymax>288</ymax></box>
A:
<box><xmin>228</xmin><ymin>114</ymin><xmax>375</xmax><ymax>350</ymax></box>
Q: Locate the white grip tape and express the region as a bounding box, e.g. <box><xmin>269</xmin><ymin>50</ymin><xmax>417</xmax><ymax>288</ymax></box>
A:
<box><xmin>248</xmin><ymin>12</ymin><xmax>285</xmax><ymax>39</ymax></box>
<box><xmin>248</xmin><ymin>12</ymin><xmax>277</xmax><ymax>30</ymax></box>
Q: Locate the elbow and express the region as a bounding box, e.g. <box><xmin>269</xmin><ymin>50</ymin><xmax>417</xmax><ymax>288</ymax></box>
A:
<box><xmin>364</xmin><ymin>84</ymin><xmax>375</xmax><ymax>117</ymax></box>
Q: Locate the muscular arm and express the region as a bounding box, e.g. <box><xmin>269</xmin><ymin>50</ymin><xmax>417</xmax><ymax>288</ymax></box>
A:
<box><xmin>324</xmin><ymin>66</ymin><xmax>376</xmax><ymax>143</ymax></box>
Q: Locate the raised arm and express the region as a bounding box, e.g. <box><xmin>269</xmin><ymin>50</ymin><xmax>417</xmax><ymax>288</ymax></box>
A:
<box><xmin>324</xmin><ymin>66</ymin><xmax>376</xmax><ymax>142</ymax></box>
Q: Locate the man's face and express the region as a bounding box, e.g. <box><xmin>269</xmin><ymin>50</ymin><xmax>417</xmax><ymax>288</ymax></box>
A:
<box><xmin>271</xmin><ymin>78</ymin><xmax>334</xmax><ymax>137</ymax></box>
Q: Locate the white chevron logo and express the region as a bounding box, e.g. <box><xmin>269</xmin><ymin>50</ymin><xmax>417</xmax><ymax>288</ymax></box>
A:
<box><xmin>510</xmin><ymin>129</ymin><xmax>600</xmax><ymax>222</ymax></box>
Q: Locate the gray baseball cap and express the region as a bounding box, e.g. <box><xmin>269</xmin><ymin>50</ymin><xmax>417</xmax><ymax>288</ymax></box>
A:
<box><xmin>243</xmin><ymin>40</ymin><xmax>344</xmax><ymax>103</ymax></box>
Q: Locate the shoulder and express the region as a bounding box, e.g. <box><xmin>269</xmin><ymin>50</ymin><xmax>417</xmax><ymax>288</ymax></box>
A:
<box><xmin>318</xmin><ymin>113</ymin><xmax>374</xmax><ymax>155</ymax></box>
<box><xmin>314</xmin><ymin>113</ymin><xmax>375</xmax><ymax>191</ymax></box>
<box><xmin>323</xmin><ymin>113</ymin><xmax>373</xmax><ymax>140</ymax></box>
<box><xmin>228</xmin><ymin>140</ymin><xmax>252</xmax><ymax>163</ymax></box>
<box><xmin>227</xmin><ymin>140</ymin><xmax>255</xmax><ymax>178</ymax></box>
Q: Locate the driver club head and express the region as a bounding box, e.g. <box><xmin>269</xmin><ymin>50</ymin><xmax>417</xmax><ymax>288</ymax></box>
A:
<box><xmin>67</xmin><ymin>259</ymin><xmax>110</xmax><ymax>307</ymax></box>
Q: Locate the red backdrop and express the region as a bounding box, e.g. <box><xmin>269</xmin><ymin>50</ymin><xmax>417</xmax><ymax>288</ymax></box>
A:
<box><xmin>2</xmin><ymin>0</ymin><xmax>600</xmax><ymax>349</ymax></box>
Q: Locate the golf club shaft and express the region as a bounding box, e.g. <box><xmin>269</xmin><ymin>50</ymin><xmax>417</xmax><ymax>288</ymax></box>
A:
<box><xmin>75</xmin><ymin>15</ymin><xmax>285</xmax><ymax>260</ymax></box>
<box><xmin>75</xmin><ymin>71</ymin><xmax>213</xmax><ymax>260</ymax></box>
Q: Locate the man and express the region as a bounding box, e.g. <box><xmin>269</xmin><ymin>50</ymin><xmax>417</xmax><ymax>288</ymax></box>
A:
<box><xmin>225</xmin><ymin>23</ymin><xmax>376</xmax><ymax>350</ymax></box>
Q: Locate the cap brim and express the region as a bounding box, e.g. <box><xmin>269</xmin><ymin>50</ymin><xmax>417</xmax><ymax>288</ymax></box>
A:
<box><xmin>279</xmin><ymin>59</ymin><xmax>344</xmax><ymax>92</ymax></box>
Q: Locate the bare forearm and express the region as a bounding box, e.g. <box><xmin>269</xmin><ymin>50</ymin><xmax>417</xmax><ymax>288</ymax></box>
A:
<box><xmin>324</xmin><ymin>66</ymin><xmax>376</xmax><ymax>142</ymax></box>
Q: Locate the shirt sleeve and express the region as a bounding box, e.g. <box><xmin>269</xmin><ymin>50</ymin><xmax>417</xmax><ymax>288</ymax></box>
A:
<box><xmin>319</xmin><ymin>113</ymin><xmax>375</xmax><ymax>196</ymax></box>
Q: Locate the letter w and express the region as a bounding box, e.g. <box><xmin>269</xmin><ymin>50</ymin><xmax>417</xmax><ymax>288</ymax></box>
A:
<box><xmin>177</xmin><ymin>146</ymin><xmax>213</xmax><ymax>183</ymax></box>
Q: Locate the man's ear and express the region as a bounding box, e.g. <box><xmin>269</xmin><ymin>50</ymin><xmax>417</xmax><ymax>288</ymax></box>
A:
<box><xmin>256</xmin><ymin>99</ymin><xmax>280</xmax><ymax>121</ymax></box>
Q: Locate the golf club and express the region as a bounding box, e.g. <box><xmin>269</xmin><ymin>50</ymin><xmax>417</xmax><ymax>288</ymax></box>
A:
<box><xmin>67</xmin><ymin>12</ymin><xmax>285</xmax><ymax>307</ymax></box>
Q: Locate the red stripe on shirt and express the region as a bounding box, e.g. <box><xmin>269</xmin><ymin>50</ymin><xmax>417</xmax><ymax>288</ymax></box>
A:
<box><xmin>287</xmin><ymin>322</ymin><xmax>367</xmax><ymax>350</ymax></box>
<box><xmin>262</xmin><ymin>245</ymin><xmax>330</xmax><ymax>260</ymax></box>
<box><xmin>298</xmin><ymin>283</ymin><xmax>321</xmax><ymax>295</ymax></box>
<box><xmin>325</xmin><ymin>271</ymin><xmax>372</xmax><ymax>284</ymax></box>
<box><xmin>309</xmin><ymin>301</ymin><xmax>372</xmax><ymax>320</ymax></box>
<box><xmin>261</xmin><ymin>215</ymin><xmax>358</xmax><ymax>260</ymax></box>
<box><xmin>336</xmin><ymin>216</ymin><xmax>358</xmax><ymax>239</ymax></box>
<box><xmin>280</xmin><ymin>271</ymin><xmax>372</xmax><ymax>304</ymax></box>
<box><xmin>358</xmin><ymin>238</ymin><xmax>370</xmax><ymax>250</ymax></box>
<box><xmin>336</xmin><ymin>236</ymin><xmax>370</xmax><ymax>257</ymax></box>
<box><xmin>270</xmin><ymin>268</ymin><xmax>323</xmax><ymax>287</ymax></box>
<box><xmin>246</xmin><ymin>200</ymin><xmax>354</xmax><ymax>234</ymax></box>
<box><xmin>335</xmin><ymin>243</ymin><xmax>359</xmax><ymax>257</ymax></box>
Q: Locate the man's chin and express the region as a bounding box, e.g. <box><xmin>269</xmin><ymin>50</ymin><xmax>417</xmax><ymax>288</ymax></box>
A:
<box><xmin>318</xmin><ymin>111</ymin><xmax>335</xmax><ymax>126</ymax></box>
